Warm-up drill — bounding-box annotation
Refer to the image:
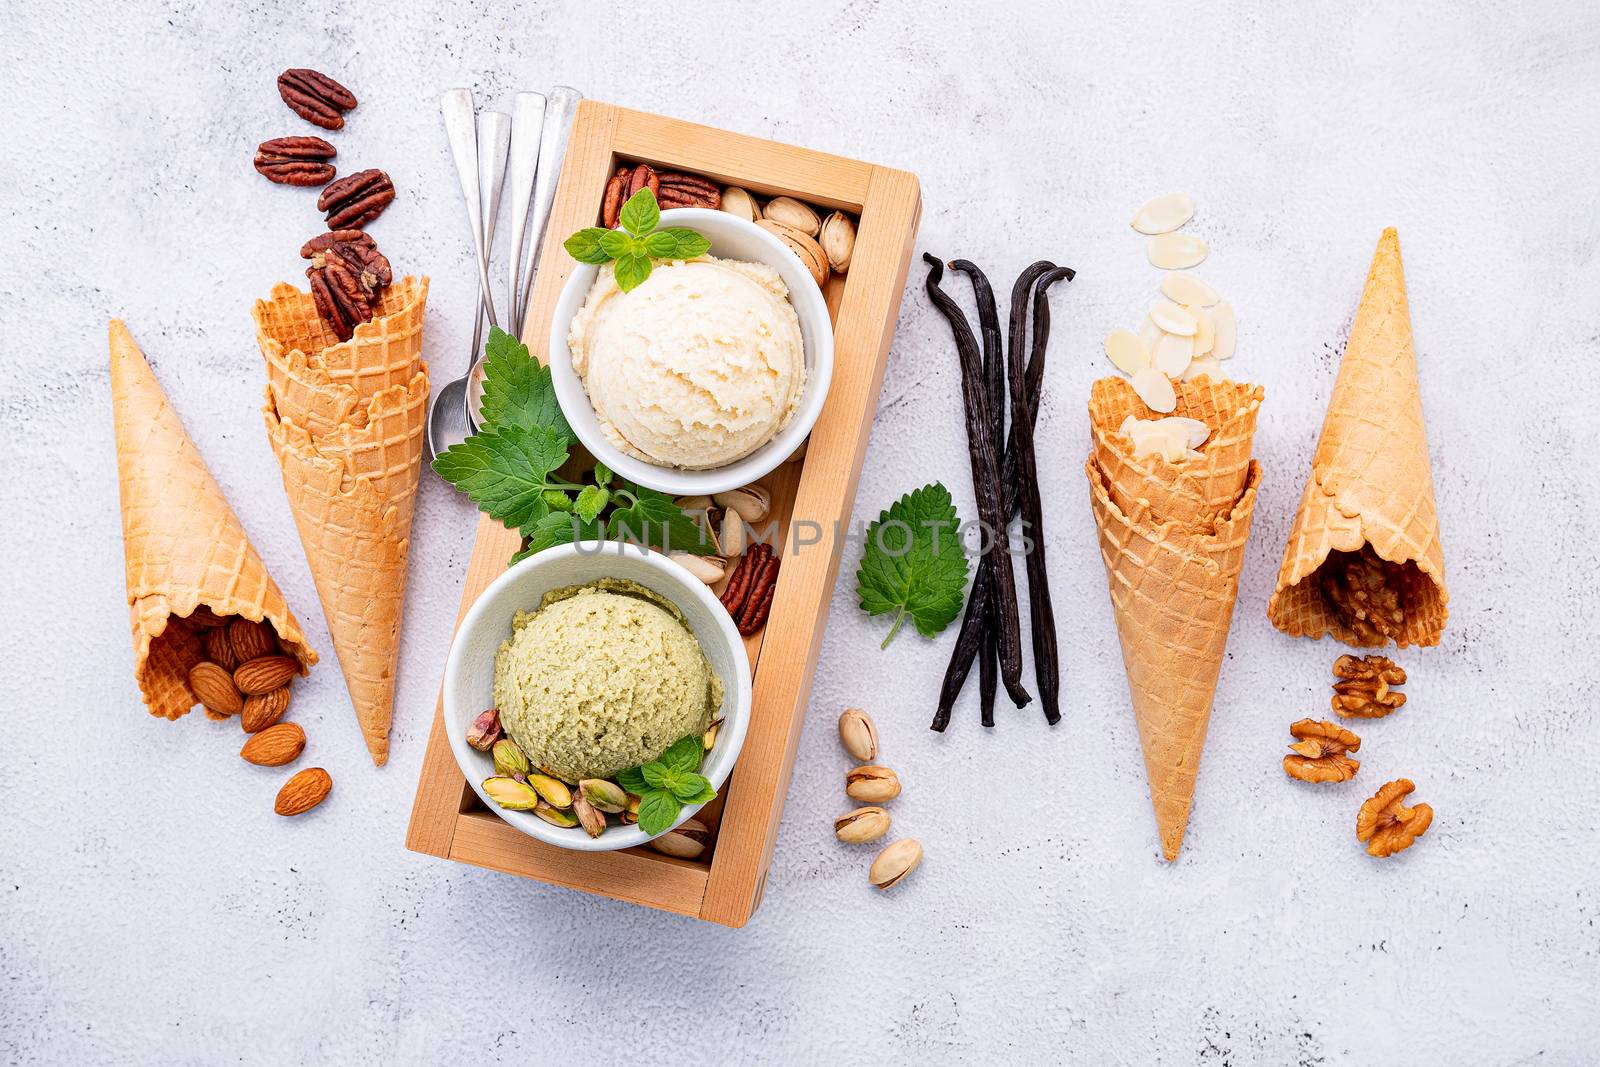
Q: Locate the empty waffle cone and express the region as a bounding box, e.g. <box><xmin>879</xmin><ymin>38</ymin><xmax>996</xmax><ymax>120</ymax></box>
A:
<box><xmin>1086</xmin><ymin>375</ymin><xmax>1264</xmax><ymax>860</ymax></box>
<box><xmin>110</xmin><ymin>320</ymin><xmax>315</xmax><ymax>720</ymax></box>
<box><xmin>255</xmin><ymin>277</ymin><xmax>430</xmax><ymax>766</ymax></box>
<box><xmin>1267</xmin><ymin>229</ymin><xmax>1447</xmax><ymax>647</ymax></box>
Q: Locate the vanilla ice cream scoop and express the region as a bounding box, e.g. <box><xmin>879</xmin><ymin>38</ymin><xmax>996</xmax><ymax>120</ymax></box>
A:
<box><xmin>567</xmin><ymin>256</ymin><xmax>806</xmax><ymax>470</ymax></box>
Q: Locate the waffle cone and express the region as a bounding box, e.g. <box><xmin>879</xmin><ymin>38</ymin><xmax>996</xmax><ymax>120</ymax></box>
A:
<box><xmin>254</xmin><ymin>277</ymin><xmax>430</xmax><ymax>765</ymax></box>
<box><xmin>110</xmin><ymin>320</ymin><xmax>315</xmax><ymax>720</ymax></box>
<box><xmin>1267</xmin><ymin>230</ymin><xmax>1447</xmax><ymax>647</ymax></box>
<box><xmin>1087</xmin><ymin>376</ymin><xmax>1264</xmax><ymax>860</ymax></box>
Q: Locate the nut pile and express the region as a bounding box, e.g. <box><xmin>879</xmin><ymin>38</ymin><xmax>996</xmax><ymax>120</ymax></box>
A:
<box><xmin>182</xmin><ymin>607</ymin><xmax>331</xmax><ymax>817</ymax></box>
<box><xmin>469</xmin><ymin>709</ymin><xmax>720</xmax><ymax>858</ymax></box>
<box><xmin>832</xmin><ymin>708</ymin><xmax>921</xmax><ymax>890</ymax></box>
<box><xmin>1103</xmin><ymin>193</ymin><xmax>1237</xmax><ymax>415</ymax></box>
<box><xmin>1279</xmin><ymin>654</ymin><xmax>1430</xmax><ymax>857</ymax></box>
<box><xmin>672</xmin><ymin>481</ymin><xmax>788</xmax><ymax>637</ymax></box>
<box><xmin>254</xmin><ymin>67</ymin><xmax>398</xmax><ymax>340</ymax></box>
<box><xmin>600</xmin><ymin>163</ymin><xmax>857</xmax><ymax>291</ymax></box>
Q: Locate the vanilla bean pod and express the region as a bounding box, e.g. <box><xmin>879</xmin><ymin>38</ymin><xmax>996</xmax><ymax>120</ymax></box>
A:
<box><xmin>931</xmin><ymin>260</ymin><xmax>1054</xmax><ymax>729</ymax></box>
<box><xmin>922</xmin><ymin>254</ymin><xmax>1029</xmax><ymax>716</ymax></box>
<box><xmin>1009</xmin><ymin>265</ymin><xmax>1074</xmax><ymax>724</ymax></box>
<box><xmin>951</xmin><ymin>260</ymin><xmax>1008</xmax><ymax>726</ymax></box>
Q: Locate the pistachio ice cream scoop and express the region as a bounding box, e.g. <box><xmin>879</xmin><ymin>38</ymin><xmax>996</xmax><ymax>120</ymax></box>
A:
<box><xmin>492</xmin><ymin>578</ymin><xmax>722</xmax><ymax>783</ymax></box>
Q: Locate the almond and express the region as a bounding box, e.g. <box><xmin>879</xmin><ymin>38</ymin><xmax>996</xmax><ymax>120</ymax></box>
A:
<box><xmin>241</xmin><ymin>687</ymin><xmax>292</xmax><ymax>733</ymax></box>
<box><xmin>228</xmin><ymin>617</ymin><xmax>277</xmax><ymax>664</ymax></box>
<box><xmin>188</xmin><ymin>661</ymin><xmax>243</xmax><ymax>716</ymax></box>
<box><xmin>275</xmin><ymin>767</ymin><xmax>332</xmax><ymax>816</ymax></box>
<box><xmin>203</xmin><ymin>628</ymin><xmax>238</xmax><ymax>670</ymax></box>
<box><xmin>234</xmin><ymin>655</ymin><xmax>299</xmax><ymax>695</ymax></box>
<box><xmin>241</xmin><ymin>722</ymin><xmax>305</xmax><ymax>766</ymax></box>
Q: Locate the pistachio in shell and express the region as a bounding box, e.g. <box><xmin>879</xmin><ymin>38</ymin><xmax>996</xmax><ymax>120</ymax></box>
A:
<box><xmin>483</xmin><ymin>776</ymin><xmax>540</xmax><ymax>811</ymax></box>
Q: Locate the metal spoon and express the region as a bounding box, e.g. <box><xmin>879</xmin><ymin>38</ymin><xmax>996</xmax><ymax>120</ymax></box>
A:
<box><xmin>465</xmin><ymin>86</ymin><xmax>582</xmax><ymax>429</ymax></box>
<box><xmin>426</xmin><ymin>99</ymin><xmax>510</xmax><ymax>459</ymax></box>
<box><xmin>505</xmin><ymin>92</ymin><xmax>547</xmax><ymax>334</ymax></box>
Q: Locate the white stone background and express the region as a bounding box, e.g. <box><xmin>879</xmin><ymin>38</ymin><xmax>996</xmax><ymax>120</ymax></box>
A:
<box><xmin>2</xmin><ymin>0</ymin><xmax>1597</xmax><ymax>1063</ymax></box>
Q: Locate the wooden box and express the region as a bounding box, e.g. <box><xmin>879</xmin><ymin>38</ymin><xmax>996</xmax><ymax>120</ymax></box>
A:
<box><xmin>405</xmin><ymin>101</ymin><xmax>921</xmax><ymax>926</ymax></box>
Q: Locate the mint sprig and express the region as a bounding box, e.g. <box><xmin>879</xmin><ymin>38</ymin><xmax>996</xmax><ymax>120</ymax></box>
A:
<box><xmin>855</xmin><ymin>482</ymin><xmax>971</xmax><ymax>649</ymax></box>
<box><xmin>564</xmin><ymin>188</ymin><xmax>712</xmax><ymax>292</ymax></box>
<box><xmin>619</xmin><ymin>734</ymin><xmax>718</xmax><ymax>837</ymax></box>
<box><xmin>431</xmin><ymin>326</ymin><xmax>714</xmax><ymax>562</ymax></box>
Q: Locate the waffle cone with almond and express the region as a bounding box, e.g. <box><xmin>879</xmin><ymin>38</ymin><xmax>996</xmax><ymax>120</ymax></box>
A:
<box><xmin>1268</xmin><ymin>229</ymin><xmax>1447</xmax><ymax>648</ymax></box>
<box><xmin>110</xmin><ymin>320</ymin><xmax>316</xmax><ymax>719</ymax></box>
<box><xmin>253</xmin><ymin>276</ymin><xmax>429</xmax><ymax>765</ymax></box>
<box><xmin>1086</xmin><ymin>375</ymin><xmax>1264</xmax><ymax>860</ymax></box>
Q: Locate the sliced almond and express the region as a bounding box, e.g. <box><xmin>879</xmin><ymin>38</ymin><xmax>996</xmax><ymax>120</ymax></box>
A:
<box><xmin>1138</xmin><ymin>315</ymin><xmax>1163</xmax><ymax>352</ymax></box>
<box><xmin>1130</xmin><ymin>367</ymin><xmax>1177</xmax><ymax>413</ymax></box>
<box><xmin>1211</xmin><ymin>301</ymin><xmax>1237</xmax><ymax>359</ymax></box>
<box><xmin>1186</xmin><ymin>304</ymin><xmax>1215</xmax><ymax>356</ymax></box>
<box><xmin>1105</xmin><ymin>329</ymin><xmax>1150</xmax><ymax>375</ymax></box>
<box><xmin>1149</xmin><ymin>301</ymin><xmax>1197</xmax><ymax>337</ymax></box>
<box><xmin>1152</xmin><ymin>331</ymin><xmax>1193</xmax><ymax>379</ymax></box>
<box><xmin>1160</xmin><ymin>272</ymin><xmax>1219</xmax><ymax>307</ymax></box>
<box><xmin>1162</xmin><ymin>416</ymin><xmax>1211</xmax><ymax>449</ymax></box>
<box><xmin>1183</xmin><ymin>354</ymin><xmax>1224</xmax><ymax>382</ymax></box>
<box><xmin>1148</xmin><ymin>232</ymin><xmax>1208</xmax><ymax>270</ymax></box>
<box><xmin>1131</xmin><ymin>193</ymin><xmax>1195</xmax><ymax>235</ymax></box>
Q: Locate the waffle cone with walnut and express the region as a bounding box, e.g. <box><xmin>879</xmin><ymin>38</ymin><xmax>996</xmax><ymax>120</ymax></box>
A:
<box><xmin>1356</xmin><ymin>778</ymin><xmax>1433</xmax><ymax>857</ymax></box>
<box><xmin>1282</xmin><ymin>719</ymin><xmax>1361</xmax><ymax>783</ymax></box>
<box><xmin>1332</xmin><ymin>653</ymin><xmax>1406</xmax><ymax>718</ymax></box>
<box><xmin>1268</xmin><ymin>229</ymin><xmax>1448</xmax><ymax>648</ymax></box>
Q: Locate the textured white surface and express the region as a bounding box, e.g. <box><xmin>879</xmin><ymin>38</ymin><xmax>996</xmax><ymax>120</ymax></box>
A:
<box><xmin>3</xmin><ymin>2</ymin><xmax>1598</xmax><ymax>1063</ymax></box>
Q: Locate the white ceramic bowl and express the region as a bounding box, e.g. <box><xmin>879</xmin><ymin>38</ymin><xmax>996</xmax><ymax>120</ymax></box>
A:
<box><xmin>549</xmin><ymin>207</ymin><xmax>834</xmax><ymax>496</ymax></box>
<box><xmin>442</xmin><ymin>541</ymin><xmax>752</xmax><ymax>852</ymax></box>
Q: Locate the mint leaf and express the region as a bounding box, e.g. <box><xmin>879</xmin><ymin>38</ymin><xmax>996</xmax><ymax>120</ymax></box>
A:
<box><xmin>619</xmin><ymin>187</ymin><xmax>660</xmax><ymax>237</ymax></box>
<box><xmin>617</xmin><ymin>766</ymin><xmax>649</xmax><ymax>794</ymax></box>
<box><xmin>574</xmin><ymin>484</ymin><xmax>609</xmax><ymax>523</ymax></box>
<box><xmin>592</xmin><ymin>460</ymin><xmax>614</xmax><ymax>487</ymax></box>
<box><xmin>478</xmin><ymin>327</ymin><xmax>571</xmax><ymax>440</ymax></box>
<box><xmin>431</xmin><ymin>426</ymin><xmax>570</xmax><ymax>531</ymax></box>
<box><xmin>563</xmin><ymin>228</ymin><xmax>611</xmax><ymax>264</ymax></box>
<box><xmin>660</xmin><ymin>735</ymin><xmax>703</xmax><ymax>774</ymax></box>
<box><xmin>670</xmin><ymin>771</ymin><xmax>713</xmax><ymax>804</ymax></box>
<box><xmin>525</xmin><ymin>511</ymin><xmax>601</xmax><ymax>554</ymax></box>
<box><xmin>613</xmin><ymin>251</ymin><xmax>651</xmax><ymax>292</ymax></box>
<box><xmin>599</xmin><ymin>229</ymin><xmax>633</xmax><ymax>259</ymax></box>
<box><xmin>647</xmin><ymin>227</ymin><xmax>710</xmax><ymax>260</ymax></box>
<box><xmin>542</xmin><ymin>490</ymin><xmax>574</xmax><ymax>512</ymax></box>
<box><xmin>641</xmin><ymin>762</ymin><xmax>670</xmax><ymax>790</ymax></box>
<box><xmin>855</xmin><ymin>481</ymin><xmax>970</xmax><ymax>648</ymax></box>
<box><xmin>676</xmin><ymin>779</ymin><xmax>717</xmax><ymax>806</ymax></box>
<box><xmin>609</xmin><ymin>483</ymin><xmax>714</xmax><ymax>555</ymax></box>
<box><xmin>637</xmin><ymin>790</ymin><xmax>680</xmax><ymax>836</ymax></box>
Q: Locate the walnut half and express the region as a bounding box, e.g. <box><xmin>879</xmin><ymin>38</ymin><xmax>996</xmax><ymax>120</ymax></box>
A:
<box><xmin>1283</xmin><ymin>719</ymin><xmax>1362</xmax><ymax>783</ymax></box>
<box><xmin>1356</xmin><ymin>778</ymin><xmax>1433</xmax><ymax>857</ymax></box>
<box><xmin>1332</xmin><ymin>654</ymin><xmax>1407</xmax><ymax>718</ymax></box>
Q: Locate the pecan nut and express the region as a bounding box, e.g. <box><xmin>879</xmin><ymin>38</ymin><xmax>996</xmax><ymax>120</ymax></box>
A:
<box><xmin>1356</xmin><ymin>778</ymin><xmax>1433</xmax><ymax>857</ymax></box>
<box><xmin>658</xmin><ymin>172</ymin><xmax>722</xmax><ymax>211</ymax></box>
<box><xmin>720</xmin><ymin>542</ymin><xmax>779</xmax><ymax>636</ymax></box>
<box><xmin>254</xmin><ymin>136</ymin><xmax>337</xmax><ymax>186</ymax></box>
<box><xmin>601</xmin><ymin>164</ymin><xmax>661</xmax><ymax>227</ymax></box>
<box><xmin>300</xmin><ymin>230</ymin><xmax>393</xmax><ymax>341</ymax></box>
<box><xmin>1331</xmin><ymin>654</ymin><xmax>1407</xmax><ymax>718</ymax></box>
<box><xmin>1282</xmin><ymin>718</ymin><xmax>1361</xmax><ymax>783</ymax></box>
<box><xmin>317</xmin><ymin>168</ymin><xmax>395</xmax><ymax>229</ymax></box>
<box><xmin>1317</xmin><ymin>545</ymin><xmax>1421</xmax><ymax>646</ymax></box>
<box><xmin>277</xmin><ymin>68</ymin><xmax>357</xmax><ymax>130</ymax></box>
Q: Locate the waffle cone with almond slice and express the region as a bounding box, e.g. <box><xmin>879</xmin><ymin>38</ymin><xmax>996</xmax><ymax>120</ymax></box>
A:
<box><xmin>110</xmin><ymin>320</ymin><xmax>316</xmax><ymax>720</ymax></box>
<box><xmin>1086</xmin><ymin>375</ymin><xmax>1264</xmax><ymax>860</ymax></box>
<box><xmin>1268</xmin><ymin>229</ymin><xmax>1447</xmax><ymax>647</ymax></box>
<box><xmin>253</xmin><ymin>276</ymin><xmax>429</xmax><ymax>766</ymax></box>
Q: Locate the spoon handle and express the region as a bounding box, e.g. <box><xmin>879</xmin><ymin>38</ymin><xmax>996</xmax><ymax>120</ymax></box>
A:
<box><xmin>439</xmin><ymin>87</ymin><xmax>498</xmax><ymax>327</ymax></box>
<box><xmin>505</xmin><ymin>92</ymin><xmax>547</xmax><ymax>335</ymax></box>
<box><xmin>516</xmin><ymin>86</ymin><xmax>582</xmax><ymax>338</ymax></box>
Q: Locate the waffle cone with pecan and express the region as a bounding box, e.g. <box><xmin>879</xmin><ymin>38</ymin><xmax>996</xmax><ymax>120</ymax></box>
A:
<box><xmin>253</xmin><ymin>276</ymin><xmax>429</xmax><ymax>765</ymax></box>
<box><xmin>1085</xmin><ymin>375</ymin><xmax>1264</xmax><ymax>860</ymax></box>
<box><xmin>1268</xmin><ymin>229</ymin><xmax>1448</xmax><ymax>648</ymax></box>
<box><xmin>110</xmin><ymin>320</ymin><xmax>316</xmax><ymax>719</ymax></box>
